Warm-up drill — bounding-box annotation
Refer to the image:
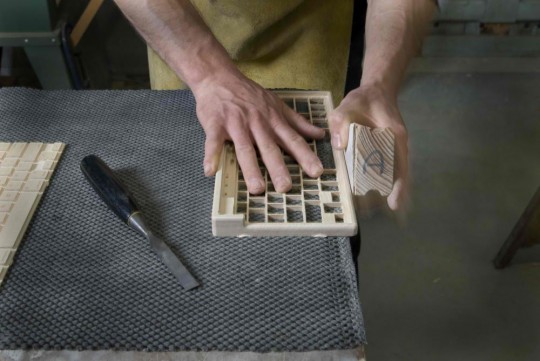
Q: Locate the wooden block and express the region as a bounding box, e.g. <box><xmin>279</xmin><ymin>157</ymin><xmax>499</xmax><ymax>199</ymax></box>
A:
<box><xmin>346</xmin><ymin>124</ymin><xmax>394</xmax><ymax>197</ymax></box>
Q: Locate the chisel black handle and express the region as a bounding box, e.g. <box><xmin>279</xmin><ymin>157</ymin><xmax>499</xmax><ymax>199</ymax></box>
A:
<box><xmin>81</xmin><ymin>155</ymin><xmax>139</xmax><ymax>224</ymax></box>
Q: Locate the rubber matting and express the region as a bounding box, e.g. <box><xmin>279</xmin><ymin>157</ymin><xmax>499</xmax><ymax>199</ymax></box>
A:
<box><xmin>0</xmin><ymin>88</ymin><xmax>365</xmax><ymax>352</ymax></box>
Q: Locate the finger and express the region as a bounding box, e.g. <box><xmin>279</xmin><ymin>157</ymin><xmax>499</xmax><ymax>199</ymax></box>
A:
<box><xmin>328</xmin><ymin>110</ymin><xmax>352</xmax><ymax>150</ymax></box>
<box><xmin>270</xmin><ymin>119</ymin><xmax>323</xmax><ymax>179</ymax></box>
<box><xmin>387</xmin><ymin>127</ymin><xmax>409</xmax><ymax>212</ymax></box>
<box><xmin>283</xmin><ymin>106</ymin><xmax>325</xmax><ymax>140</ymax></box>
<box><xmin>229</xmin><ymin>126</ymin><xmax>266</xmax><ymax>195</ymax></box>
<box><xmin>251</xmin><ymin>121</ymin><xmax>292</xmax><ymax>193</ymax></box>
<box><xmin>388</xmin><ymin>178</ymin><xmax>409</xmax><ymax>226</ymax></box>
<box><xmin>203</xmin><ymin>129</ymin><xmax>225</xmax><ymax>176</ymax></box>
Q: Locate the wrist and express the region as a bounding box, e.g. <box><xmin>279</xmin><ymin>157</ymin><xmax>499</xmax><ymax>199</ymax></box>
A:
<box><xmin>190</xmin><ymin>67</ymin><xmax>246</xmax><ymax>98</ymax></box>
<box><xmin>360</xmin><ymin>55</ymin><xmax>409</xmax><ymax>101</ymax></box>
<box><xmin>164</xmin><ymin>33</ymin><xmax>242</xmax><ymax>93</ymax></box>
<box><xmin>354</xmin><ymin>82</ymin><xmax>398</xmax><ymax>105</ymax></box>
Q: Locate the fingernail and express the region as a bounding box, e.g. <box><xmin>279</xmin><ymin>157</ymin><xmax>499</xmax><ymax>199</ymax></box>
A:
<box><xmin>310</xmin><ymin>161</ymin><xmax>323</xmax><ymax>176</ymax></box>
<box><xmin>275</xmin><ymin>176</ymin><xmax>291</xmax><ymax>191</ymax></box>
<box><xmin>332</xmin><ymin>134</ymin><xmax>342</xmax><ymax>149</ymax></box>
<box><xmin>204</xmin><ymin>164</ymin><xmax>213</xmax><ymax>176</ymax></box>
<box><xmin>249</xmin><ymin>177</ymin><xmax>265</xmax><ymax>193</ymax></box>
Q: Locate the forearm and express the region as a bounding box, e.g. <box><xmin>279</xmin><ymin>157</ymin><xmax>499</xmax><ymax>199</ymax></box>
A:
<box><xmin>114</xmin><ymin>0</ymin><xmax>239</xmax><ymax>91</ymax></box>
<box><xmin>361</xmin><ymin>0</ymin><xmax>437</xmax><ymax>100</ymax></box>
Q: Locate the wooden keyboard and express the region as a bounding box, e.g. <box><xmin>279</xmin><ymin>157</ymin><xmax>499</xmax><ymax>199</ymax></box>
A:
<box><xmin>0</xmin><ymin>142</ymin><xmax>65</xmax><ymax>285</ymax></box>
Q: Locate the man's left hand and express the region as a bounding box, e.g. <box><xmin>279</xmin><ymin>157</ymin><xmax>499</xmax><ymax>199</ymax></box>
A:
<box><xmin>328</xmin><ymin>85</ymin><xmax>409</xmax><ymax>213</ymax></box>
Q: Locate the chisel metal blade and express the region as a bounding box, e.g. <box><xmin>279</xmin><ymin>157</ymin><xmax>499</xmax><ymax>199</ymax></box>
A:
<box><xmin>81</xmin><ymin>155</ymin><xmax>200</xmax><ymax>290</ymax></box>
<box><xmin>148</xmin><ymin>233</ymin><xmax>200</xmax><ymax>290</ymax></box>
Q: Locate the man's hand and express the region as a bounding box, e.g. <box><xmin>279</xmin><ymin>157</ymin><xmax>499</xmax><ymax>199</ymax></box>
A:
<box><xmin>112</xmin><ymin>1</ymin><xmax>325</xmax><ymax>195</ymax></box>
<box><xmin>327</xmin><ymin>0</ymin><xmax>436</xmax><ymax>215</ymax></box>
<box><xmin>193</xmin><ymin>72</ymin><xmax>325</xmax><ymax>194</ymax></box>
<box><xmin>329</xmin><ymin>85</ymin><xmax>409</xmax><ymax>212</ymax></box>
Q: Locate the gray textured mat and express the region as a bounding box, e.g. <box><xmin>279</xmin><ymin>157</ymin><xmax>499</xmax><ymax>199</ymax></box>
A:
<box><xmin>0</xmin><ymin>88</ymin><xmax>364</xmax><ymax>352</ymax></box>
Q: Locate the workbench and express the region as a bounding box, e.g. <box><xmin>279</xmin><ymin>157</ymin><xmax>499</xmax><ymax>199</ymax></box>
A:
<box><xmin>0</xmin><ymin>88</ymin><xmax>366</xmax><ymax>361</ymax></box>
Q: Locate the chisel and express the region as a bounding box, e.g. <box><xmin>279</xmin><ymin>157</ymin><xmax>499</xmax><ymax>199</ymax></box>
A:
<box><xmin>80</xmin><ymin>155</ymin><xmax>200</xmax><ymax>290</ymax></box>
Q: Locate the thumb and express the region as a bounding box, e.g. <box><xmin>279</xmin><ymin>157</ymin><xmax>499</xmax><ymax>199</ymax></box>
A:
<box><xmin>386</xmin><ymin>128</ymin><xmax>409</xmax><ymax>213</ymax></box>
<box><xmin>203</xmin><ymin>131</ymin><xmax>225</xmax><ymax>176</ymax></box>
<box><xmin>328</xmin><ymin>110</ymin><xmax>352</xmax><ymax>150</ymax></box>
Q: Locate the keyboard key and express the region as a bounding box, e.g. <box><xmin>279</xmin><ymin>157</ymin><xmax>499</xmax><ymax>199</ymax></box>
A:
<box><xmin>0</xmin><ymin>192</ymin><xmax>40</xmax><ymax>248</ymax></box>
<box><xmin>1</xmin><ymin>158</ymin><xmax>18</xmax><ymax>168</ymax></box>
<box><xmin>11</xmin><ymin>171</ymin><xmax>28</xmax><ymax>182</ymax></box>
<box><xmin>6</xmin><ymin>143</ymin><xmax>26</xmax><ymax>158</ymax></box>
<box><xmin>0</xmin><ymin>168</ymin><xmax>13</xmax><ymax>176</ymax></box>
<box><xmin>16</xmin><ymin>162</ymin><xmax>33</xmax><ymax>171</ymax></box>
<box><xmin>4</xmin><ymin>181</ymin><xmax>23</xmax><ymax>192</ymax></box>
<box><xmin>0</xmin><ymin>191</ymin><xmax>19</xmax><ymax>202</ymax></box>
<box><xmin>21</xmin><ymin>142</ymin><xmax>43</xmax><ymax>162</ymax></box>
<box><xmin>29</xmin><ymin>170</ymin><xmax>50</xmax><ymax>180</ymax></box>
<box><xmin>38</xmin><ymin>152</ymin><xmax>58</xmax><ymax>161</ymax></box>
<box><xmin>40</xmin><ymin>160</ymin><xmax>56</xmax><ymax>171</ymax></box>
<box><xmin>0</xmin><ymin>202</ymin><xmax>12</xmax><ymax>212</ymax></box>
<box><xmin>50</xmin><ymin>143</ymin><xmax>63</xmax><ymax>152</ymax></box>
<box><xmin>22</xmin><ymin>180</ymin><xmax>46</xmax><ymax>192</ymax></box>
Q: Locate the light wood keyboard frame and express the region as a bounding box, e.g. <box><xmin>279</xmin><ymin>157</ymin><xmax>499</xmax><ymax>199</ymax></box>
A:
<box><xmin>0</xmin><ymin>142</ymin><xmax>65</xmax><ymax>285</ymax></box>
<box><xmin>212</xmin><ymin>91</ymin><xmax>357</xmax><ymax>237</ymax></box>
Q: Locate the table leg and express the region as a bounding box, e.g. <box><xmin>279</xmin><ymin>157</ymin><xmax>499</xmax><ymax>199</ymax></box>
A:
<box><xmin>494</xmin><ymin>186</ymin><xmax>540</xmax><ymax>269</ymax></box>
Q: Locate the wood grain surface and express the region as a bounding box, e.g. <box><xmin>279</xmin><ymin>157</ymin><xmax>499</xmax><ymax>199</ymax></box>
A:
<box><xmin>352</xmin><ymin>125</ymin><xmax>394</xmax><ymax>197</ymax></box>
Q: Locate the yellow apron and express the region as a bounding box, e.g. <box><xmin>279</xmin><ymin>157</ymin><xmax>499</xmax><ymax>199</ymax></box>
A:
<box><xmin>148</xmin><ymin>0</ymin><xmax>353</xmax><ymax>104</ymax></box>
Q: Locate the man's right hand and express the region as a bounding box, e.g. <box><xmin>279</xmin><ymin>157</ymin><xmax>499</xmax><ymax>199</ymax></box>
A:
<box><xmin>192</xmin><ymin>72</ymin><xmax>325</xmax><ymax>194</ymax></box>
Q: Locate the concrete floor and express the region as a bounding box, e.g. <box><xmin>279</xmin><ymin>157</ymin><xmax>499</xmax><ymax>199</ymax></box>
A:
<box><xmin>358</xmin><ymin>63</ymin><xmax>540</xmax><ymax>360</ymax></box>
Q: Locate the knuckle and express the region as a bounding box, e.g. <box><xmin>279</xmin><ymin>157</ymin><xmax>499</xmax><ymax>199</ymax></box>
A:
<box><xmin>393</xmin><ymin>124</ymin><xmax>408</xmax><ymax>140</ymax></box>
<box><xmin>205</xmin><ymin>129</ymin><xmax>223</xmax><ymax>141</ymax></box>
<box><xmin>234</xmin><ymin>141</ymin><xmax>255</xmax><ymax>154</ymax></box>
<box><xmin>258</xmin><ymin>141</ymin><xmax>280</xmax><ymax>156</ymax></box>
<box><xmin>288</xmin><ymin>132</ymin><xmax>305</xmax><ymax>145</ymax></box>
<box><xmin>268</xmin><ymin>114</ymin><xmax>287</xmax><ymax>131</ymax></box>
<box><xmin>328</xmin><ymin>110</ymin><xmax>347</xmax><ymax>125</ymax></box>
